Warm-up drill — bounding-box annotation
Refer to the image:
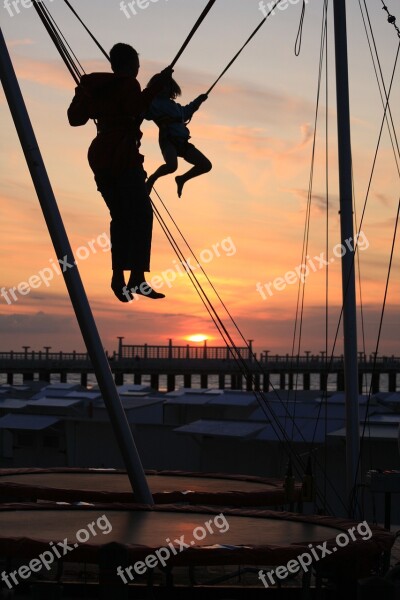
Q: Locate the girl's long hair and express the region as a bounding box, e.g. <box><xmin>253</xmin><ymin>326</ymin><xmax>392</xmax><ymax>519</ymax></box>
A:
<box><xmin>147</xmin><ymin>74</ymin><xmax>181</xmax><ymax>99</ymax></box>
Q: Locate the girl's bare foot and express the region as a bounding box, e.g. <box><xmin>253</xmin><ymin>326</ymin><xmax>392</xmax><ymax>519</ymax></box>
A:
<box><xmin>175</xmin><ymin>175</ymin><xmax>185</xmax><ymax>198</ymax></box>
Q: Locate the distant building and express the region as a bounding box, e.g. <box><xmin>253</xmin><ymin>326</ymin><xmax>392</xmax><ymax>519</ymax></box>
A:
<box><xmin>0</xmin><ymin>381</ymin><xmax>399</xmax><ymax>520</ymax></box>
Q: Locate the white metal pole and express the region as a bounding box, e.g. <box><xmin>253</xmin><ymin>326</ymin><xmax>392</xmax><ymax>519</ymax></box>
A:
<box><xmin>332</xmin><ymin>0</ymin><xmax>360</xmax><ymax>514</ymax></box>
<box><xmin>0</xmin><ymin>27</ymin><xmax>154</xmax><ymax>505</ymax></box>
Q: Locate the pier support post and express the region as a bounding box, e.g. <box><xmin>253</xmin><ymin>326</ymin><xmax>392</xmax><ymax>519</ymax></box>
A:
<box><xmin>134</xmin><ymin>373</ymin><xmax>142</xmax><ymax>385</ymax></box>
<box><xmin>337</xmin><ymin>371</ymin><xmax>344</xmax><ymax>391</ymax></box>
<box><xmin>184</xmin><ymin>374</ymin><xmax>192</xmax><ymax>388</ymax></box>
<box><xmin>254</xmin><ymin>373</ymin><xmax>260</xmax><ymax>392</ymax></box>
<box><xmin>80</xmin><ymin>372</ymin><xmax>88</xmax><ymax>387</ymax></box>
<box><xmin>280</xmin><ymin>373</ymin><xmax>285</xmax><ymax>390</ymax></box>
<box><xmin>60</xmin><ymin>372</ymin><xmax>67</xmax><ymax>383</ymax></box>
<box><xmin>246</xmin><ymin>373</ymin><xmax>253</xmax><ymax>391</ymax></box>
<box><xmin>237</xmin><ymin>374</ymin><xmax>243</xmax><ymax>390</ymax></box>
<box><xmin>303</xmin><ymin>372</ymin><xmax>310</xmax><ymax>390</ymax></box>
<box><xmin>263</xmin><ymin>373</ymin><xmax>270</xmax><ymax>392</ymax></box>
<box><xmin>358</xmin><ymin>371</ymin><xmax>365</xmax><ymax>394</ymax></box>
<box><xmin>320</xmin><ymin>372</ymin><xmax>328</xmax><ymax>392</ymax></box>
<box><xmin>288</xmin><ymin>372</ymin><xmax>294</xmax><ymax>390</ymax></box>
<box><xmin>371</xmin><ymin>372</ymin><xmax>380</xmax><ymax>394</ymax></box>
<box><xmin>231</xmin><ymin>374</ymin><xmax>242</xmax><ymax>390</ymax></box>
<box><xmin>218</xmin><ymin>373</ymin><xmax>225</xmax><ymax>389</ymax></box>
<box><xmin>23</xmin><ymin>372</ymin><xmax>34</xmax><ymax>382</ymax></box>
<box><xmin>150</xmin><ymin>374</ymin><xmax>159</xmax><ymax>390</ymax></box>
<box><xmin>114</xmin><ymin>372</ymin><xmax>124</xmax><ymax>386</ymax></box>
<box><xmin>389</xmin><ymin>372</ymin><xmax>397</xmax><ymax>392</ymax></box>
<box><xmin>200</xmin><ymin>374</ymin><xmax>208</xmax><ymax>389</ymax></box>
<box><xmin>39</xmin><ymin>370</ymin><xmax>50</xmax><ymax>382</ymax></box>
<box><xmin>167</xmin><ymin>374</ymin><xmax>175</xmax><ymax>392</ymax></box>
<box><xmin>7</xmin><ymin>372</ymin><xmax>13</xmax><ymax>385</ymax></box>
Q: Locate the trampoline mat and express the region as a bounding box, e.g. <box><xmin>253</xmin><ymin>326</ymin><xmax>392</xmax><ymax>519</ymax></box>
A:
<box><xmin>0</xmin><ymin>504</ymin><xmax>394</xmax><ymax>581</ymax></box>
<box><xmin>0</xmin><ymin>468</ymin><xmax>302</xmax><ymax>505</ymax></box>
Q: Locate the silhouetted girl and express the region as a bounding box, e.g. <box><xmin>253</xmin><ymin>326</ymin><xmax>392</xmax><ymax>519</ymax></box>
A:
<box><xmin>144</xmin><ymin>76</ymin><xmax>211</xmax><ymax>198</ymax></box>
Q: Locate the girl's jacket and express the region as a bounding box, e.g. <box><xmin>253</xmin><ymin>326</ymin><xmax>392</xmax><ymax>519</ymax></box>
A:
<box><xmin>144</xmin><ymin>95</ymin><xmax>204</xmax><ymax>141</ymax></box>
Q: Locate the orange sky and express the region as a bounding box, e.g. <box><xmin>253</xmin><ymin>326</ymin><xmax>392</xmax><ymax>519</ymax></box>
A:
<box><xmin>0</xmin><ymin>1</ymin><xmax>399</xmax><ymax>356</ymax></box>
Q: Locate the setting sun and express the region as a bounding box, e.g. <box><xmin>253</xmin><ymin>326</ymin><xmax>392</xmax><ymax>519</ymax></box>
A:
<box><xmin>186</xmin><ymin>334</ymin><xmax>209</xmax><ymax>343</ymax></box>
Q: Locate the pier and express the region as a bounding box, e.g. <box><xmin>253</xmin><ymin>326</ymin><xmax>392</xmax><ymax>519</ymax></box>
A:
<box><xmin>0</xmin><ymin>340</ymin><xmax>398</xmax><ymax>393</ymax></box>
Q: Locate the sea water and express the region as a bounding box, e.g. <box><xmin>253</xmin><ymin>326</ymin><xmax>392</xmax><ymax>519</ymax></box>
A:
<box><xmin>0</xmin><ymin>372</ymin><xmax>392</xmax><ymax>393</ymax></box>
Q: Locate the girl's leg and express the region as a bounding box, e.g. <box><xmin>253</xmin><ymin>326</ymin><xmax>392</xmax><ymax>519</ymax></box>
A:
<box><xmin>146</xmin><ymin>142</ymin><xmax>178</xmax><ymax>192</ymax></box>
<box><xmin>175</xmin><ymin>143</ymin><xmax>212</xmax><ymax>197</ymax></box>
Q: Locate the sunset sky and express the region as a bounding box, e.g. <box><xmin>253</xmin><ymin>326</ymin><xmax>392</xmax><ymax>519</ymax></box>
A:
<box><xmin>0</xmin><ymin>0</ymin><xmax>399</xmax><ymax>356</ymax></box>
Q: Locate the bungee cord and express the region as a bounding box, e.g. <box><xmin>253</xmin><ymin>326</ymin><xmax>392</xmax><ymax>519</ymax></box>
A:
<box><xmin>205</xmin><ymin>0</ymin><xmax>283</xmax><ymax>95</ymax></box>
<box><xmin>360</xmin><ymin>0</ymin><xmax>400</xmax><ymax>174</ymax></box>
<box><xmin>151</xmin><ymin>183</ymin><xmax>348</xmax><ymax>515</ymax></box>
<box><xmin>62</xmin><ymin>0</ymin><xmax>110</xmax><ymax>62</ymax></box>
<box><xmin>32</xmin><ymin>1</ymin><xmax>82</xmax><ymax>84</ymax></box>
<box><xmin>170</xmin><ymin>0</ymin><xmax>217</xmax><ymax>68</ymax></box>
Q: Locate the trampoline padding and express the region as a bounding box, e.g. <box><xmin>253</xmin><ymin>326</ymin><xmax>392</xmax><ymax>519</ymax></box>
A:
<box><xmin>0</xmin><ymin>468</ymin><xmax>302</xmax><ymax>506</ymax></box>
<box><xmin>0</xmin><ymin>503</ymin><xmax>394</xmax><ymax>583</ymax></box>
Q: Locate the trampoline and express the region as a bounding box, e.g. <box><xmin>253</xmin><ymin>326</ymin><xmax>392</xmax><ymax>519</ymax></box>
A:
<box><xmin>0</xmin><ymin>503</ymin><xmax>394</xmax><ymax>593</ymax></box>
<box><xmin>0</xmin><ymin>468</ymin><xmax>303</xmax><ymax>507</ymax></box>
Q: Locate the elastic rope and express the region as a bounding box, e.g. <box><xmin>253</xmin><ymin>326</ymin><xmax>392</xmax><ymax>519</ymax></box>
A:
<box><xmin>151</xmin><ymin>187</ymin><xmax>347</xmax><ymax>515</ymax></box>
<box><xmin>62</xmin><ymin>0</ymin><xmax>110</xmax><ymax>62</ymax></box>
<box><xmin>42</xmin><ymin>1</ymin><xmax>86</xmax><ymax>76</ymax></box>
<box><xmin>206</xmin><ymin>0</ymin><xmax>283</xmax><ymax>95</ymax></box>
<box><xmin>294</xmin><ymin>0</ymin><xmax>306</xmax><ymax>56</ymax></box>
<box><xmin>381</xmin><ymin>1</ymin><xmax>400</xmax><ymax>39</ymax></box>
<box><xmin>287</xmin><ymin>0</ymin><xmax>328</xmax><ymax>447</ymax></box>
<box><xmin>350</xmin><ymin>197</ymin><xmax>400</xmax><ymax>516</ymax></box>
<box><xmin>321</xmin><ymin>43</ymin><xmax>400</xmax><ymax>514</ymax></box>
<box><xmin>361</xmin><ymin>0</ymin><xmax>400</xmax><ymax>173</ymax></box>
<box><xmin>170</xmin><ymin>0</ymin><xmax>217</xmax><ymax>68</ymax></box>
<box><xmin>32</xmin><ymin>1</ymin><xmax>82</xmax><ymax>85</ymax></box>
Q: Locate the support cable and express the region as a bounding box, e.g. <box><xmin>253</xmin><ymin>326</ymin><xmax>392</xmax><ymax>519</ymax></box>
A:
<box><xmin>350</xmin><ymin>198</ymin><xmax>400</xmax><ymax>516</ymax></box>
<box><xmin>206</xmin><ymin>0</ymin><xmax>283</xmax><ymax>95</ymax></box>
<box><xmin>320</xmin><ymin>42</ymin><xmax>400</xmax><ymax>517</ymax></box>
<box><xmin>152</xmin><ymin>186</ymin><xmax>348</xmax><ymax>516</ymax></box>
<box><xmin>286</xmin><ymin>0</ymin><xmax>328</xmax><ymax>445</ymax></box>
<box><xmin>360</xmin><ymin>0</ymin><xmax>400</xmax><ymax>173</ymax></box>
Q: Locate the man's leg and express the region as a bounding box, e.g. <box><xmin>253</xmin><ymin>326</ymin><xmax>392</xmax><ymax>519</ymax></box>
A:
<box><xmin>94</xmin><ymin>170</ymin><xmax>133</xmax><ymax>302</ymax></box>
<box><xmin>118</xmin><ymin>167</ymin><xmax>165</xmax><ymax>299</ymax></box>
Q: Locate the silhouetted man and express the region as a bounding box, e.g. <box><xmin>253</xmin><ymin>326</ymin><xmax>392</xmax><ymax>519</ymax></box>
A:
<box><xmin>68</xmin><ymin>43</ymin><xmax>172</xmax><ymax>301</ymax></box>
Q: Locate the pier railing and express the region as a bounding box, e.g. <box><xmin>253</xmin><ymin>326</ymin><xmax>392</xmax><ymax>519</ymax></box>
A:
<box><xmin>0</xmin><ymin>345</ymin><xmax>398</xmax><ymax>392</ymax></box>
<box><xmin>120</xmin><ymin>344</ymin><xmax>251</xmax><ymax>361</ymax></box>
<box><xmin>0</xmin><ymin>349</ymin><xmax>399</xmax><ymax>365</ymax></box>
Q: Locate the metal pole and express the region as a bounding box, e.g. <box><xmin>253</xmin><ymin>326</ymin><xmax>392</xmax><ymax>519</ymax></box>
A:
<box><xmin>0</xmin><ymin>28</ymin><xmax>153</xmax><ymax>505</ymax></box>
<box><xmin>332</xmin><ymin>0</ymin><xmax>360</xmax><ymax>513</ymax></box>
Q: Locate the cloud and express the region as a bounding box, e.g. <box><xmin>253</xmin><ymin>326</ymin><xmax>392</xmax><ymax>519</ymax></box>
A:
<box><xmin>7</xmin><ymin>39</ymin><xmax>35</xmax><ymax>48</ymax></box>
<box><xmin>0</xmin><ymin>311</ymin><xmax>74</xmax><ymax>334</ymax></box>
<box><xmin>286</xmin><ymin>187</ymin><xmax>336</xmax><ymax>213</ymax></box>
<box><xmin>11</xmin><ymin>56</ymin><xmax>104</xmax><ymax>91</ymax></box>
<box><xmin>375</xmin><ymin>192</ymin><xmax>391</xmax><ymax>208</ymax></box>
<box><xmin>12</xmin><ymin>56</ymin><xmax>73</xmax><ymax>90</ymax></box>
